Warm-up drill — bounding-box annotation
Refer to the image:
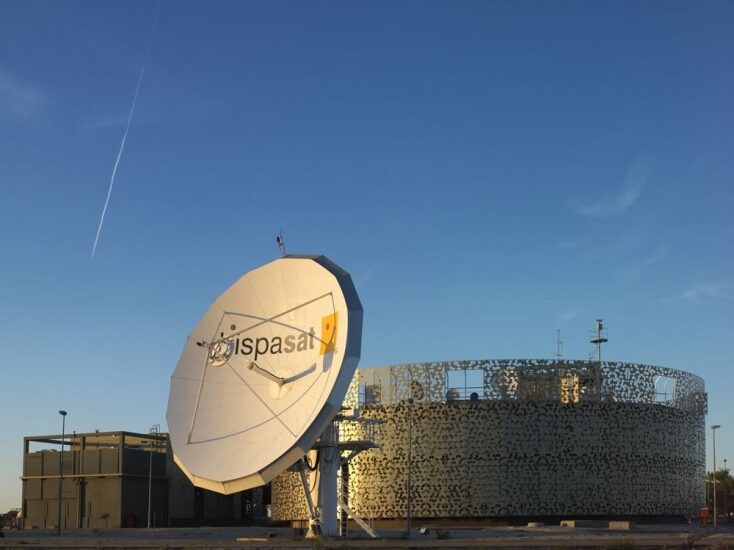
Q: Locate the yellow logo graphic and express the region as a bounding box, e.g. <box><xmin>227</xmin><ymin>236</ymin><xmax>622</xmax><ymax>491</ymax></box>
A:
<box><xmin>320</xmin><ymin>312</ymin><xmax>338</xmax><ymax>355</ymax></box>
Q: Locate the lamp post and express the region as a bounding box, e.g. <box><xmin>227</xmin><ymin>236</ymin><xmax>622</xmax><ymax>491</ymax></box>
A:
<box><xmin>57</xmin><ymin>410</ymin><xmax>67</xmax><ymax>536</ymax></box>
<box><xmin>147</xmin><ymin>424</ymin><xmax>160</xmax><ymax>528</ymax></box>
<box><xmin>712</xmin><ymin>425</ymin><xmax>720</xmax><ymax>528</ymax></box>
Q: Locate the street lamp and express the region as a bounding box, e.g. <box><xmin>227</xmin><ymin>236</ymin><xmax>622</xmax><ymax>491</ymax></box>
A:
<box><xmin>57</xmin><ymin>410</ymin><xmax>67</xmax><ymax>536</ymax></box>
<box><xmin>712</xmin><ymin>424</ymin><xmax>720</xmax><ymax>528</ymax></box>
<box><xmin>147</xmin><ymin>424</ymin><xmax>160</xmax><ymax>528</ymax></box>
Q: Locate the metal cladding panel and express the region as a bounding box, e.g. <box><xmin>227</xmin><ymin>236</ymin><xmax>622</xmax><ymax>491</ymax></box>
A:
<box><xmin>272</xmin><ymin>360</ymin><xmax>706</xmax><ymax>520</ymax></box>
<box><xmin>167</xmin><ymin>255</ymin><xmax>362</xmax><ymax>493</ymax></box>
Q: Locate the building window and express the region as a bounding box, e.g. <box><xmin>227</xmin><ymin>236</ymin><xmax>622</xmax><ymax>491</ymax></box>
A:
<box><xmin>654</xmin><ymin>376</ymin><xmax>676</xmax><ymax>404</ymax></box>
<box><xmin>446</xmin><ymin>369</ymin><xmax>483</xmax><ymax>400</ymax></box>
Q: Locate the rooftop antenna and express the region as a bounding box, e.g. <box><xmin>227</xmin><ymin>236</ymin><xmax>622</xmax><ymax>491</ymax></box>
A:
<box><xmin>555</xmin><ymin>329</ymin><xmax>563</xmax><ymax>361</ymax></box>
<box><xmin>589</xmin><ymin>319</ymin><xmax>608</xmax><ymax>365</ymax></box>
<box><xmin>276</xmin><ymin>231</ymin><xmax>287</xmax><ymax>256</ymax></box>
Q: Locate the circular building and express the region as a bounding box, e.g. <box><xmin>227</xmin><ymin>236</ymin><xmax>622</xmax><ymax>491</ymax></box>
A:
<box><xmin>272</xmin><ymin>360</ymin><xmax>707</xmax><ymax>523</ymax></box>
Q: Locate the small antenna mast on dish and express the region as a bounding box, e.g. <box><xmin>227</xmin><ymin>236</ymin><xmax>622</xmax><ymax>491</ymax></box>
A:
<box><xmin>276</xmin><ymin>231</ymin><xmax>287</xmax><ymax>256</ymax></box>
<box><xmin>589</xmin><ymin>319</ymin><xmax>608</xmax><ymax>365</ymax></box>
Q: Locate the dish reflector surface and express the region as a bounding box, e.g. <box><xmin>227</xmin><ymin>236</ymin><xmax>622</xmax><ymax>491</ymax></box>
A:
<box><xmin>166</xmin><ymin>255</ymin><xmax>362</xmax><ymax>494</ymax></box>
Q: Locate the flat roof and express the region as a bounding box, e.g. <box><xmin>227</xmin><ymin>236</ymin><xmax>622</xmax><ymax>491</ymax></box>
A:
<box><xmin>25</xmin><ymin>430</ymin><xmax>168</xmax><ymax>450</ymax></box>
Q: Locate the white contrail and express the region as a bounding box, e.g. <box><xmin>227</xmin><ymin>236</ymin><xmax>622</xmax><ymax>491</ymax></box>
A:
<box><xmin>91</xmin><ymin>2</ymin><xmax>161</xmax><ymax>258</ymax></box>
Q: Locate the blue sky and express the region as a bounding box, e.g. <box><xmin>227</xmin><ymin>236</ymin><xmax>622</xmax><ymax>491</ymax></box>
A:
<box><xmin>1</xmin><ymin>0</ymin><xmax>732</xmax><ymax>511</ymax></box>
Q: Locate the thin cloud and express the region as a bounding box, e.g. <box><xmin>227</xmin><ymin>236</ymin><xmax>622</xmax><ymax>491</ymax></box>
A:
<box><xmin>81</xmin><ymin>114</ymin><xmax>146</xmax><ymax>133</ymax></box>
<box><xmin>0</xmin><ymin>303</ymin><xmax>204</xmax><ymax>314</ymax></box>
<box><xmin>618</xmin><ymin>246</ymin><xmax>667</xmax><ymax>278</ymax></box>
<box><xmin>80</xmin><ymin>101</ymin><xmax>216</xmax><ymax>135</ymax></box>
<box><xmin>662</xmin><ymin>283</ymin><xmax>733</xmax><ymax>303</ymax></box>
<box><xmin>0</xmin><ymin>69</ymin><xmax>47</xmax><ymax>119</ymax></box>
<box><xmin>558</xmin><ymin>310</ymin><xmax>579</xmax><ymax>325</ymax></box>
<box><xmin>357</xmin><ymin>263</ymin><xmax>379</xmax><ymax>290</ymax></box>
<box><xmin>80</xmin><ymin>112</ymin><xmax>164</xmax><ymax>134</ymax></box>
<box><xmin>576</xmin><ymin>163</ymin><xmax>647</xmax><ymax>218</ymax></box>
<box><xmin>556</xmin><ymin>240</ymin><xmax>586</xmax><ymax>251</ymax></box>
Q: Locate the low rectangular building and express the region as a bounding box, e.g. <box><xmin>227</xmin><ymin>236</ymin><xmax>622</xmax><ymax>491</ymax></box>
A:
<box><xmin>21</xmin><ymin>431</ymin><xmax>168</xmax><ymax>529</ymax></box>
<box><xmin>21</xmin><ymin>430</ymin><xmax>271</xmax><ymax>529</ymax></box>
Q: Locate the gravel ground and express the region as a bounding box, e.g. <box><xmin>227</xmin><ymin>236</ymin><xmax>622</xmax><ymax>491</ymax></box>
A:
<box><xmin>0</xmin><ymin>524</ymin><xmax>733</xmax><ymax>549</ymax></box>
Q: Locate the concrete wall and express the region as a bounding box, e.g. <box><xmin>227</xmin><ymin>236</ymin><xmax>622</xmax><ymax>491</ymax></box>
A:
<box><xmin>22</xmin><ymin>433</ymin><xmax>168</xmax><ymax>529</ymax></box>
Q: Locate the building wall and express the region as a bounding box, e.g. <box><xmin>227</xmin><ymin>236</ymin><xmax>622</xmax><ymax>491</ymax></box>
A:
<box><xmin>22</xmin><ymin>449</ymin><xmax>87</xmax><ymax>529</ymax></box>
<box><xmin>121</xmin><ymin>448</ymin><xmax>168</xmax><ymax>527</ymax></box>
<box><xmin>166</xmin><ymin>443</ymin><xmax>269</xmax><ymax>526</ymax></box>
<box><xmin>167</xmin><ymin>449</ymin><xmax>197</xmax><ymax>522</ymax></box>
<box><xmin>82</xmin><ymin>478</ymin><xmax>122</xmax><ymax>528</ymax></box>
<box><xmin>22</xmin><ymin>449</ymin><xmax>122</xmax><ymax>529</ymax></box>
<box><xmin>21</xmin><ymin>432</ymin><xmax>270</xmax><ymax>529</ymax></box>
<box><xmin>272</xmin><ymin>360</ymin><xmax>707</xmax><ymax>521</ymax></box>
<box><xmin>22</xmin><ymin>432</ymin><xmax>167</xmax><ymax>529</ymax></box>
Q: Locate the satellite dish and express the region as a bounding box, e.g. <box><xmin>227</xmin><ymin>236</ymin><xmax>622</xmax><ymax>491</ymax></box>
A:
<box><xmin>166</xmin><ymin>255</ymin><xmax>362</xmax><ymax>494</ymax></box>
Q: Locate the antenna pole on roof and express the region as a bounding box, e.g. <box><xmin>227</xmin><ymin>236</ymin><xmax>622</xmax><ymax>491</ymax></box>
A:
<box><xmin>589</xmin><ymin>319</ymin><xmax>608</xmax><ymax>366</ymax></box>
<box><xmin>276</xmin><ymin>231</ymin><xmax>287</xmax><ymax>256</ymax></box>
<box><xmin>555</xmin><ymin>329</ymin><xmax>563</xmax><ymax>361</ymax></box>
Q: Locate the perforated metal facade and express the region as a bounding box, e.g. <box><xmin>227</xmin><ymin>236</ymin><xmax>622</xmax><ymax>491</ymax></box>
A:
<box><xmin>271</xmin><ymin>360</ymin><xmax>706</xmax><ymax>520</ymax></box>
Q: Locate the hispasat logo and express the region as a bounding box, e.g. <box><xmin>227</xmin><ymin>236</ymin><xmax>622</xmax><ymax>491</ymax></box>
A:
<box><xmin>204</xmin><ymin>312</ymin><xmax>339</xmax><ymax>364</ymax></box>
<box><xmin>233</xmin><ymin>327</ymin><xmax>317</xmax><ymax>360</ymax></box>
<box><xmin>236</xmin><ymin>312</ymin><xmax>338</xmax><ymax>360</ymax></box>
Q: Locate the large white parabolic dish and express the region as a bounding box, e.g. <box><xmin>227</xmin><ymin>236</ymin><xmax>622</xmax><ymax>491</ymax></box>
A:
<box><xmin>166</xmin><ymin>255</ymin><xmax>362</xmax><ymax>494</ymax></box>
